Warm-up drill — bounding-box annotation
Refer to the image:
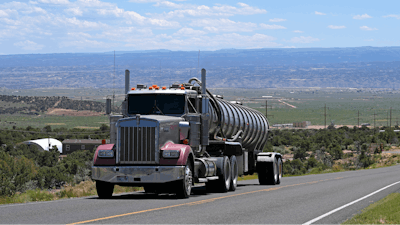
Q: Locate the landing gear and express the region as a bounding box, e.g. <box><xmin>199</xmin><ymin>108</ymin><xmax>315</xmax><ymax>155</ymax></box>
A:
<box><xmin>96</xmin><ymin>180</ymin><xmax>114</xmax><ymax>199</ymax></box>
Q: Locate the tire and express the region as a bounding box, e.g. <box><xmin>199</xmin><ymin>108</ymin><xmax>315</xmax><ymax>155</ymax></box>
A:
<box><xmin>229</xmin><ymin>155</ymin><xmax>238</xmax><ymax>191</ymax></box>
<box><xmin>176</xmin><ymin>160</ymin><xmax>193</xmax><ymax>199</ymax></box>
<box><xmin>257</xmin><ymin>157</ymin><xmax>278</xmax><ymax>185</ymax></box>
<box><xmin>276</xmin><ymin>157</ymin><xmax>283</xmax><ymax>185</ymax></box>
<box><xmin>96</xmin><ymin>181</ymin><xmax>114</xmax><ymax>199</ymax></box>
<box><xmin>206</xmin><ymin>156</ymin><xmax>231</xmax><ymax>193</ymax></box>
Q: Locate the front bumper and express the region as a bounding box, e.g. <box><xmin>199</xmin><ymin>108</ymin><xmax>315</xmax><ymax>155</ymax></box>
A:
<box><xmin>92</xmin><ymin>166</ymin><xmax>185</xmax><ymax>184</ymax></box>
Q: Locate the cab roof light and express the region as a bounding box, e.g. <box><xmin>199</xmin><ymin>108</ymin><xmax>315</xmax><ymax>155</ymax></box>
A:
<box><xmin>155</xmin><ymin>86</ymin><xmax>160</xmax><ymax>90</ymax></box>
<box><xmin>152</xmin><ymin>84</ymin><xmax>157</xmax><ymax>88</ymax></box>
<box><xmin>162</xmin><ymin>86</ymin><xmax>167</xmax><ymax>90</ymax></box>
<box><xmin>181</xmin><ymin>86</ymin><xmax>185</xmax><ymax>90</ymax></box>
<box><xmin>131</xmin><ymin>87</ymin><xmax>136</xmax><ymax>90</ymax></box>
<box><xmin>149</xmin><ymin>87</ymin><xmax>153</xmax><ymax>90</ymax></box>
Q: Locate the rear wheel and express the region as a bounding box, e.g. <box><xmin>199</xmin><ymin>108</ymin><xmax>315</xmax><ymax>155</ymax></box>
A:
<box><xmin>257</xmin><ymin>157</ymin><xmax>278</xmax><ymax>185</ymax></box>
<box><xmin>229</xmin><ymin>155</ymin><xmax>238</xmax><ymax>191</ymax></box>
<box><xmin>176</xmin><ymin>161</ymin><xmax>193</xmax><ymax>198</ymax></box>
<box><xmin>207</xmin><ymin>156</ymin><xmax>231</xmax><ymax>192</ymax></box>
<box><xmin>144</xmin><ymin>185</ymin><xmax>158</xmax><ymax>195</ymax></box>
<box><xmin>277</xmin><ymin>157</ymin><xmax>283</xmax><ymax>184</ymax></box>
<box><xmin>96</xmin><ymin>181</ymin><xmax>114</xmax><ymax>199</ymax></box>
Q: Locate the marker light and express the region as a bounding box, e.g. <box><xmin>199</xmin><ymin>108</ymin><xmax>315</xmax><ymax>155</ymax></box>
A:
<box><xmin>102</xmin><ymin>139</ymin><xmax>106</xmax><ymax>144</ymax></box>
<box><xmin>183</xmin><ymin>139</ymin><xmax>189</xmax><ymax>145</ymax></box>
<box><xmin>98</xmin><ymin>150</ymin><xmax>114</xmax><ymax>158</ymax></box>
<box><xmin>162</xmin><ymin>86</ymin><xmax>167</xmax><ymax>90</ymax></box>
<box><xmin>149</xmin><ymin>87</ymin><xmax>153</xmax><ymax>90</ymax></box>
<box><xmin>162</xmin><ymin>150</ymin><xmax>180</xmax><ymax>158</ymax></box>
<box><xmin>131</xmin><ymin>87</ymin><xmax>136</xmax><ymax>90</ymax></box>
<box><xmin>155</xmin><ymin>86</ymin><xmax>160</xmax><ymax>90</ymax></box>
<box><xmin>152</xmin><ymin>84</ymin><xmax>157</xmax><ymax>88</ymax></box>
<box><xmin>181</xmin><ymin>87</ymin><xmax>185</xmax><ymax>90</ymax></box>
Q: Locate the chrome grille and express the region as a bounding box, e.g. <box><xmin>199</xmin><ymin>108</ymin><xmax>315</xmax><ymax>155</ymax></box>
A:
<box><xmin>119</xmin><ymin>126</ymin><xmax>157</xmax><ymax>164</ymax></box>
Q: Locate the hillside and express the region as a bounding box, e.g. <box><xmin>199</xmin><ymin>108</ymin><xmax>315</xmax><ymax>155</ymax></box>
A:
<box><xmin>1</xmin><ymin>47</ymin><xmax>400</xmax><ymax>89</ymax></box>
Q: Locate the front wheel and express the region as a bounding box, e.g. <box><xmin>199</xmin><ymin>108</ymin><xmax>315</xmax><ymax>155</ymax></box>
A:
<box><xmin>176</xmin><ymin>161</ymin><xmax>193</xmax><ymax>199</ymax></box>
<box><xmin>96</xmin><ymin>181</ymin><xmax>114</xmax><ymax>199</ymax></box>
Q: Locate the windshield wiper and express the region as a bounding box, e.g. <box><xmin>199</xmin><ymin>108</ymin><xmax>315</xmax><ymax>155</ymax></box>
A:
<box><xmin>146</xmin><ymin>99</ymin><xmax>164</xmax><ymax>115</ymax></box>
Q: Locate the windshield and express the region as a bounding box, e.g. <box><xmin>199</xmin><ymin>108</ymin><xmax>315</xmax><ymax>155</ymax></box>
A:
<box><xmin>128</xmin><ymin>94</ymin><xmax>185</xmax><ymax>115</ymax></box>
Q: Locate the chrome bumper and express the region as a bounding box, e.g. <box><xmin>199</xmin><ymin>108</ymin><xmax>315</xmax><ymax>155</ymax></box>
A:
<box><xmin>92</xmin><ymin>166</ymin><xmax>185</xmax><ymax>184</ymax></box>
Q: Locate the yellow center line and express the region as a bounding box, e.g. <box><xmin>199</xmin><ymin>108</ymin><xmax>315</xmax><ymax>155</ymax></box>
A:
<box><xmin>68</xmin><ymin>176</ymin><xmax>344</xmax><ymax>224</ymax></box>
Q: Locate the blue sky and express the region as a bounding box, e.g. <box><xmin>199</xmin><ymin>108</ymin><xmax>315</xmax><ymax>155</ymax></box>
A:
<box><xmin>0</xmin><ymin>0</ymin><xmax>399</xmax><ymax>54</ymax></box>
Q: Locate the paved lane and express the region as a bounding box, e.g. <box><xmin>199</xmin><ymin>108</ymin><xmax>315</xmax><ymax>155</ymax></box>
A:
<box><xmin>1</xmin><ymin>165</ymin><xmax>399</xmax><ymax>224</ymax></box>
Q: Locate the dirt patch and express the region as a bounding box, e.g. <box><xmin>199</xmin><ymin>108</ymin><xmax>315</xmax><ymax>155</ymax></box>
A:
<box><xmin>46</xmin><ymin>108</ymin><xmax>103</xmax><ymax>117</ymax></box>
<box><xmin>45</xmin><ymin>123</ymin><xmax>66</xmax><ymax>125</ymax></box>
<box><xmin>74</xmin><ymin>126</ymin><xmax>100</xmax><ymax>129</ymax></box>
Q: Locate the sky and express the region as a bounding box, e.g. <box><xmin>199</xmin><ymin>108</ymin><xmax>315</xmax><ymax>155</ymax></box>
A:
<box><xmin>0</xmin><ymin>0</ymin><xmax>399</xmax><ymax>55</ymax></box>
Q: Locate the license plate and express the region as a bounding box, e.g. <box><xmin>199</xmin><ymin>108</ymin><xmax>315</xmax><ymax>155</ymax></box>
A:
<box><xmin>117</xmin><ymin>176</ymin><xmax>128</xmax><ymax>182</ymax></box>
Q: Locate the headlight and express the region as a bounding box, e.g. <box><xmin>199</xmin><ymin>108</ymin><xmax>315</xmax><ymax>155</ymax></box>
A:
<box><xmin>98</xmin><ymin>150</ymin><xmax>114</xmax><ymax>158</ymax></box>
<box><xmin>162</xmin><ymin>150</ymin><xmax>180</xmax><ymax>158</ymax></box>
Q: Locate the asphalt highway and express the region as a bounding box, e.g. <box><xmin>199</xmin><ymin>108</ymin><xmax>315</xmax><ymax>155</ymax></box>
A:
<box><xmin>1</xmin><ymin>165</ymin><xmax>400</xmax><ymax>224</ymax></box>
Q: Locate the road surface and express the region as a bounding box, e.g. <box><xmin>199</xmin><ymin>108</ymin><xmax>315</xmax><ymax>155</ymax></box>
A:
<box><xmin>1</xmin><ymin>165</ymin><xmax>400</xmax><ymax>224</ymax></box>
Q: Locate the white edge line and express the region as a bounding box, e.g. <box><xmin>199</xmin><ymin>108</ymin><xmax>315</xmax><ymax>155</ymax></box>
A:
<box><xmin>303</xmin><ymin>180</ymin><xmax>400</xmax><ymax>225</ymax></box>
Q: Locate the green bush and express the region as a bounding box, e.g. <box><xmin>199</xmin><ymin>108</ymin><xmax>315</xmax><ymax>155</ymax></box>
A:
<box><xmin>26</xmin><ymin>189</ymin><xmax>54</xmax><ymax>202</ymax></box>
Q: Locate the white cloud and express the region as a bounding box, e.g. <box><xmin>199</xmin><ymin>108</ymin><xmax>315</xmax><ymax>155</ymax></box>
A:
<box><xmin>14</xmin><ymin>40</ymin><xmax>44</xmax><ymax>50</ymax></box>
<box><xmin>64</xmin><ymin>7</ymin><xmax>83</xmax><ymax>16</ymax></box>
<box><xmin>0</xmin><ymin>10</ymin><xmax>9</xmax><ymax>17</ymax></box>
<box><xmin>269</xmin><ymin>18</ymin><xmax>286</xmax><ymax>22</ymax></box>
<box><xmin>124</xmin><ymin>33</ymin><xmax>280</xmax><ymax>50</ymax></box>
<box><xmin>129</xmin><ymin>0</ymin><xmax>162</xmax><ymax>2</ymax></box>
<box><xmin>360</xmin><ymin>26</ymin><xmax>377</xmax><ymax>31</ymax></box>
<box><xmin>29</xmin><ymin>1</ymin><xmax>38</xmax><ymax>4</ymax></box>
<box><xmin>315</xmin><ymin>11</ymin><xmax>326</xmax><ymax>15</ymax></box>
<box><xmin>260</xmin><ymin>24</ymin><xmax>286</xmax><ymax>29</ymax></box>
<box><xmin>38</xmin><ymin>0</ymin><xmax>70</xmax><ymax>4</ymax></box>
<box><xmin>75</xmin><ymin>0</ymin><xmax>114</xmax><ymax>8</ymax></box>
<box><xmin>191</xmin><ymin>18</ymin><xmax>257</xmax><ymax>32</ymax></box>
<box><xmin>328</xmin><ymin>25</ymin><xmax>346</xmax><ymax>29</ymax></box>
<box><xmin>153</xmin><ymin>2</ymin><xmax>266</xmax><ymax>19</ymax></box>
<box><xmin>174</xmin><ymin>27</ymin><xmax>206</xmax><ymax>36</ymax></box>
<box><xmin>353</xmin><ymin>14</ymin><xmax>372</xmax><ymax>20</ymax></box>
<box><xmin>213</xmin><ymin>2</ymin><xmax>267</xmax><ymax>16</ymax></box>
<box><xmin>154</xmin><ymin>1</ymin><xmax>184</xmax><ymax>9</ymax></box>
<box><xmin>287</xmin><ymin>36</ymin><xmax>319</xmax><ymax>43</ymax></box>
<box><xmin>61</xmin><ymin>39</ymin><xmax>115</xmax><ymax>48</ymax></box>
<box><xmin>293</xmin><ymin>30</ymin><xmax>303</xmax><ymax>33</ymax></box>
<box><xmin>97</xmin><ymin>6</ymin><xmax>179</xmax><ymax>27</ymax></box>
<box><xmin>60</xmin><ymin>17</ymin><xmax>107</xmax><ymax>28</ymax></box>
<box><xmin>383</xmin><ymin>14</ymin><xmax>400</xmax><ymax>19</ymax></box>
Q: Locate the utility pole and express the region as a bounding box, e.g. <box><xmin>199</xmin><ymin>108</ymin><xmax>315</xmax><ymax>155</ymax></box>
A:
<box><xmin>390</xmin><ymin>107</ymin><xmax>392</xmax><ymax>128</ymax></box>
<box><xmin>322</xmin><ymin>104</ymin><xmax>329</xmax><ymax>129</ymax></box>
<box><xmin>262</xmin><ymin>100</ymin><xmax>274</xmax><ymax>118</ymax></box>
<box><xmin>387</xmin><ymin>111</ymin><xmax>389</xmax><ymax>127</ymax></box>
<box><xmin>373</xmin><ymin>111</ymin><xmax>378</xmax><ymax>133</ymax></box>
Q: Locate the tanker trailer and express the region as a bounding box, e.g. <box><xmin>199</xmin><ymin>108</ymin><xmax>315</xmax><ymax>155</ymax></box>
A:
<box><xmin>92</xmin><ymin>69</ymin><xmax>283</xmax><ymax>199</ymax></box>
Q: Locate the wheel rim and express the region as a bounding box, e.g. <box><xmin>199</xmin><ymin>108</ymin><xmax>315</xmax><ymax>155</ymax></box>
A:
<box><xmin>274</xmin><ymin>161</ymin><xmax>278</xmax><ymax>183</ymax></box>
<box><xmin>232</xmin><ymin>161</ymin><xmax>238</xmax><ymax>187</ymax></box>
<box><xmin>224</xmin><ymin>159</ymin><xmax>231</xmax><ymax>189</ymax></box>
<box><xmin>184</xmin><ymin>165</ymin><xmax>192</xmax><ymax>195</ymax></box>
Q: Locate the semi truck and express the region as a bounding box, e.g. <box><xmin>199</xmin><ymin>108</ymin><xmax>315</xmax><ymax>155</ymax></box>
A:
<box><xmin>92</xmin><ymin>69</ymin><xmax>283</xmax><ymax>198</ymax></box>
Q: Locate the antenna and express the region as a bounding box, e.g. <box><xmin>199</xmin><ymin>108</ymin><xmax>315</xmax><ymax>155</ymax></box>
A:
<box><xmin>113</xmin><ymin>50</ymin><xmax>115</xmax><ymax>113</ymax></box>
<box><xmin>198</xmin><ymin>50</ymin><xmax>200</xmax><ymax>76</ymax></box>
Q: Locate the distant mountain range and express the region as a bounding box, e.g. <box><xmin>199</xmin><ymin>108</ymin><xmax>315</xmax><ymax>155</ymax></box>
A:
<box><xmin>1</xmin><ymin>46</ymin><xmax>400</xmax><ymax>89</ymax></box>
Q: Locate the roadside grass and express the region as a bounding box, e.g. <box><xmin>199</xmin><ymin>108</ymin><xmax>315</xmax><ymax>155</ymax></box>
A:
<box><xmin>0</xmin><ymin>180</ymin><xmax>143</xmax><ymax>205</ymax></box>
<box><xmin>1</xmin><ymin>155</ymin><xmax>399</xmax><ymax>206</ymax></box>
<box><xmin>343</xmin><ymin>193</ymin><xmax>400</xmax><ymax>224</ymax></box>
